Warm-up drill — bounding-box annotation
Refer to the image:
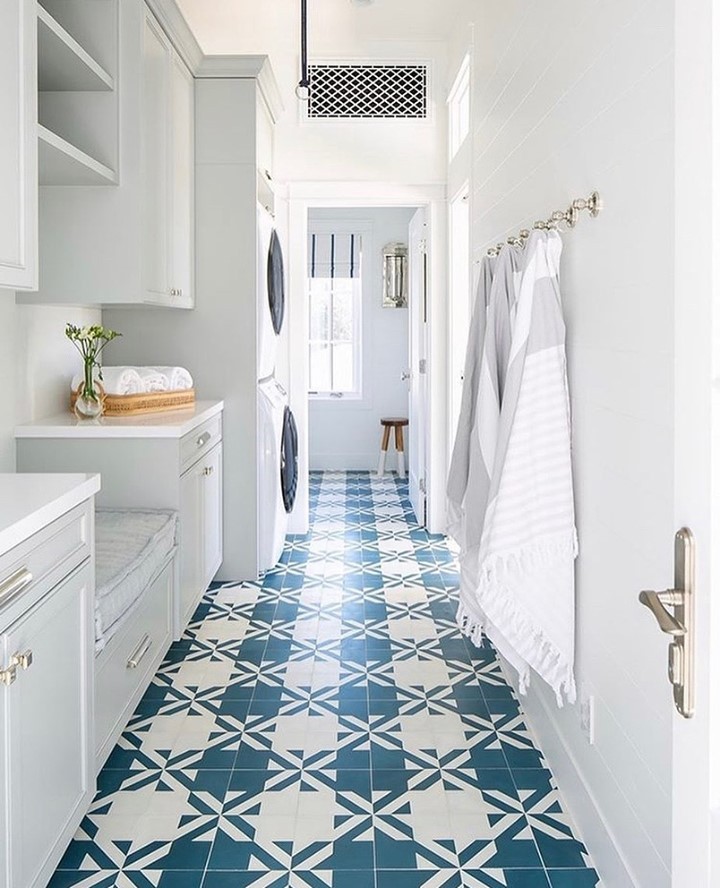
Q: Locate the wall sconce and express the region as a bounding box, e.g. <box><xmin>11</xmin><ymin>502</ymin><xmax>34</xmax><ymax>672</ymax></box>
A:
<box><xmin>382</xmin><ymin>243</ymin><xmax>408</xmax><ymax>308</ymax></box>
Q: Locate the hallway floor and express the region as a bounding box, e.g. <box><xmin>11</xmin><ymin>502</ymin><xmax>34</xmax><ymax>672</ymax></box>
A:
<box><xmin>51</xmin><ymin>471</ymin><xmax>599</xmax><ymax>888</ymax></box>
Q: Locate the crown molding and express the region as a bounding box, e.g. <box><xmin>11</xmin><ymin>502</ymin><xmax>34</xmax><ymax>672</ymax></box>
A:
<box><xmin>144</xmin><ymin>0</ymin><xmax>203</xmax><ymax>72</ymax></box>
<box><xmin>144</xmin><ymin>3</ymin><xmax>285</xmax><ymax>121</ymax></box>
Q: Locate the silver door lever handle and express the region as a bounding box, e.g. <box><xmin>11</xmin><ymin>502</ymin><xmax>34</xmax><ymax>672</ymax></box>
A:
<box><xmin>639</xmin><ymin>589</ymin><xmax>686</xmax><ymax>637</ymax></box>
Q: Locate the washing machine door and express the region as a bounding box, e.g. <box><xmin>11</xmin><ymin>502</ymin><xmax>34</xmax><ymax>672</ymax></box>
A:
<box><xmin>280</xmin><ymin>406</ymin><xmax>298</xmax><ymax>513</ymax></box>
<box><xmin>268</xmin><ymin>229</ymin><xmax>285</xmax><ymax>336</ymax></box>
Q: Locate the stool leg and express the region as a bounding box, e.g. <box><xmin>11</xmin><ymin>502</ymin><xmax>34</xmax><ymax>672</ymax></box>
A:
<box><xmin>377</xmin><ymin>425</ymin><xmax>391</xmax><ymax>477</ymax></box>
<box><xmin>395</xmin><ymin>426</ymin><xmax>406</xmax><ymax>479</ymax></box>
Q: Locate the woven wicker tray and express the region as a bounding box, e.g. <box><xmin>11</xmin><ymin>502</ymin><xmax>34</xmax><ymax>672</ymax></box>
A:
<box><xmin>71</xmin><ymin>388</ymin><xmax>196</xmax><ymax>417</ymax></box>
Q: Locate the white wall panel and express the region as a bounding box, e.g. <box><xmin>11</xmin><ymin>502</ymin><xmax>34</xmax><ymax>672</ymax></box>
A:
<box><xmin>467</xmin><ymin>0</ymin><xmax>675</xmax><ymax>884</ymax></box>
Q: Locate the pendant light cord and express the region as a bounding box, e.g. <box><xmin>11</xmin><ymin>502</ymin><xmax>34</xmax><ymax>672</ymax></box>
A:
<box><xmin>297</xmin><ymin>0</ymin><xmax>310</xmax><ymax>100</ymax></box>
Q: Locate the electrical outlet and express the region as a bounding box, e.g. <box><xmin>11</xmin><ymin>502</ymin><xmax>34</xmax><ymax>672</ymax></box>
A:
<box><xmin>579</xmin><ymin>687</ymin><xmax>595</xmax><ymax>745</ymax></box>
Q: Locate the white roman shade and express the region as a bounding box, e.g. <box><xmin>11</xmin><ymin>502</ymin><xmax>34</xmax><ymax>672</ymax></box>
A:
<box><xmin>309</xmin><ymin>233</ymin><xmax>362</xmax><ymax>279</ymax></box>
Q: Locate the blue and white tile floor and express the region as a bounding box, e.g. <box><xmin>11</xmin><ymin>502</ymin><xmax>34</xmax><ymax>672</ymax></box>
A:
<box><xmin>51</xmin><ymin>471</ymin><xmax>599</xmax><ymax>888</ymax></box>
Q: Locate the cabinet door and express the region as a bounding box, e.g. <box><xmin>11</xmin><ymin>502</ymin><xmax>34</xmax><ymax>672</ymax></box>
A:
<box><xmin>179</xmin><ymin>456</ymin><xmax>204</xmax><ymax>633</ymax></box>
<box><xmin>170</xmin><ymin>52</ymin><xmax>194</xmax><ymax>309</ymax></box>
<box><xmin>1</xmin><ymin>561</ymin><xmax>93</xmax><ymax>888</ymax></box>
<box><xmin>202</xmin><ymin>442</ymin><xmax>223</xmax><ymax>586</ymax></box>
<box><xmin>0</xmin><ymin>0</ymin><xmax>37</xmax><ymax>291</ymax></box>
<box><xmin>142</xmin><ymin>12</ymin><xmax>172</xmax><ymax>305</ymax></box>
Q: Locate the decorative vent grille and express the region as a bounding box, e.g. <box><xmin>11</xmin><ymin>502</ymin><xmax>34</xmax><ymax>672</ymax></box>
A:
<box><xmin>307</xmin><ymin>64</ymin><xmax>428</xmax><ymax>119</ymax></box>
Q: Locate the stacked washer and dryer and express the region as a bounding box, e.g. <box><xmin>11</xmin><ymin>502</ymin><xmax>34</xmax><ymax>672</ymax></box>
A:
<box><xmin>257</xmin><ymin>207</ymin><xmax>299</xmax><ymax>573</ymax></box>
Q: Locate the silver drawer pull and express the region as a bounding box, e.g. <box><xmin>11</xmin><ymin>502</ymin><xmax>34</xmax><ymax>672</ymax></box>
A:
<box><xmin>197</xmin><ymin>432</ymin><xmax>211</xmax><ymax>448</ymax></box>
<box><xmin>0</xmin><ymin>567</ymin><xmax>33</xmax><ymax>610</ymax></box>
<box><xmin>11</xmin><ymin>650</ymin><xmax>33</xmax><ymax>671</ymax></box>
<box><xmin>127</xmin><ymin>634</ymin><xmax>152</xmax><ymax>670</ymax></box>
<box><xmin>203</xmin><ymin>465</ymin><xmax>214</xmax><ymax>476</ymax></box>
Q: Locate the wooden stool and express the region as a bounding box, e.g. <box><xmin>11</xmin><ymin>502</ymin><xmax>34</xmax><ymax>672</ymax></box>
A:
<box><xmin>377</xmin><ymin>417</ymin><xmax>409</xmax><ymax>479</ymax></box>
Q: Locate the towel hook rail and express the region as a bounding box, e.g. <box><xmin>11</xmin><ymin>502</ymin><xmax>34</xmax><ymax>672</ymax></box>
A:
<box><xmin>484</xmin><ymin>190</ymin><xmax>602</xmax><ymax>257</ymax></box>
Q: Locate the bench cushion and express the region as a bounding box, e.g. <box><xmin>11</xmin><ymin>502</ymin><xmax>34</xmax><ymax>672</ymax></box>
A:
<box><xmin>95</xmin><ymin>509</ymin><xmax>177</xmax><ymax>653</ymax></box>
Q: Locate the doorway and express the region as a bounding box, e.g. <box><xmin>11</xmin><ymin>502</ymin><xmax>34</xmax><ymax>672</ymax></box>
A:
<box><xmin>286</xmin><ymin>185</ymin><xmax>447</xmax><ymax>537</ymax></box>
<box><xmin>305</xmin><ymin>207</ymin><xmax>414</xmax><ymax>484</ymax></box>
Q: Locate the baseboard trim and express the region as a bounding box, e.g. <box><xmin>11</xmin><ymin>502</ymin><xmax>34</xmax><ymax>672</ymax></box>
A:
<box><xmin>497</xmin><ymin>656</ymin><xmax>637</xmax><ymax>888</ymax></box>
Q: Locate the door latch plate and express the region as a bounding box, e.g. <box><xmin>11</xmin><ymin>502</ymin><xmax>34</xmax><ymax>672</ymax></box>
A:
<box><xmin>639</xmin><ymin>528</ymin><xmax>695</xmax><ymax>718</ymax></box>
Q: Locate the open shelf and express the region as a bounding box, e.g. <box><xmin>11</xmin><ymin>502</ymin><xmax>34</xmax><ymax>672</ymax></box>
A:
<box><xmin>38</xmin><ymin>125</ymin><xmax>117</xmax><ymax>186</ymax></box>
<box><xmin>38</xmin><ymin>6</ymin><xmax>114</xmax><ymax>92</ymax></box>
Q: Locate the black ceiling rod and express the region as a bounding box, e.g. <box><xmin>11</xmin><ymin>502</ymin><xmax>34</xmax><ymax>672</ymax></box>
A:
<box><xmin>297</xmin><ymin>0</ymin><xmax>310</xmax><ymax>101</ymax></box>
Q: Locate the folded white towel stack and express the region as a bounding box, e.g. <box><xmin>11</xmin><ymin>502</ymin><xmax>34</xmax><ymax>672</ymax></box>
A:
<box><xmin>71</xmin><ymin>366</ymin><xmax>194</xmax><ymax>396</ymax></box>
<box><xmin>148</xmin><ymin>366</ymin><xmax>194</xmax><ymax>391</ymax></box>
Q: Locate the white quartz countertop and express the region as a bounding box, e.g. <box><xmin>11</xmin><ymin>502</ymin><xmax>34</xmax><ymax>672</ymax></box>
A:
<box><xmin>15</xmin><ymin>400</ymin><xmax>224</xmax><ymax>439</ymax></box>
<box><xmin>0</xmin><ymin>473</ymin><xmax>100</xmax><ymax>556</ymax></box>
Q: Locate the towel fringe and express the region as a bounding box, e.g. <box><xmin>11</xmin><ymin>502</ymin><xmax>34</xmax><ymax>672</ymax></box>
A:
<box><xmin>458</xmin><ymin>532</ymin><xmax>578</xmax><ymax>707</ymax></box>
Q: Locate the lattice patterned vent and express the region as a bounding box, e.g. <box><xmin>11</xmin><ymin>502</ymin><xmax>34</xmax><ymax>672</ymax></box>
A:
<box><xmin>307</xmin><ymin>64</ymin><xmax>428</xmax><ymax>119</ymax></box>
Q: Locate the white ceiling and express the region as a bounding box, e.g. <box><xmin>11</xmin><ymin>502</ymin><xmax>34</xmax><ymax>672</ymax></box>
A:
<box><xmin>176</xmin><ymin>0</ymin><xmax>469</xmax><ymax>56</ymax></box>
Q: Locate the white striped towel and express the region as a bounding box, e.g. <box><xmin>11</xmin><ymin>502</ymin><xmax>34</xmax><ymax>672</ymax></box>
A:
<box><xmin>460</xmin><ymin>229</ymin><xmax>578</xmax><ymax>706</ymax></box>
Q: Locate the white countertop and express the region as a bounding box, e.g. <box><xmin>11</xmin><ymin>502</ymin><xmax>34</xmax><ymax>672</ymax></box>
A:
<box><xmin>0</xmin><ymin>474</ymin><xmax>101</xmax><ymax>556</ymax></box>
<box><xmin>15</xmin><ymin>400</ymin><xmax>224</xmax><ymax>439</ymax></box>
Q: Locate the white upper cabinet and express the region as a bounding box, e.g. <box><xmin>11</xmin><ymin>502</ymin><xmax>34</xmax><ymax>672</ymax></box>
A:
<box><xmin>170</xmin><ymin>52</ymin><xmax>195</xmax><ymax>309</ymax></box>
<box><xmin>142</xmin><ymin>12</ymin><xmax>195</xmax><ymax>308</ymax></box>
<box><xmin>0</xmin><ymin>0</ymin><xmax>38</xmax><ymax>291</ymax></box>
<box><xmin>142</xmin><ymin>13</ymin><xmax>171</xmax><ymax>304</ymax></box>
<box><xmin>21</xmin><ymin>0</ymin><xmax>195</xmax><ymax>308</ymax></box>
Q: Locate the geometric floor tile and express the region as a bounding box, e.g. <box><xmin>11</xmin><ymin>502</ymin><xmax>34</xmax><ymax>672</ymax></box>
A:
<box><xmin>50</xmin><ymin>471</ymin><xmax>600</xmax><ymax>888</ymax></box>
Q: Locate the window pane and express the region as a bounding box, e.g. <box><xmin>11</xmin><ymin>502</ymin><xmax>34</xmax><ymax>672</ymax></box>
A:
<box><xmin>309</xmin><ymin>342</ymin><xmax>331</xmax><ymax>391</ymax></box>
<box><xmin>333</xmin><ymin>342</ymin><xmax>355</xmax><ymax>392</ymax></box>
<box><xmin>332</xmin><ymin>284</ymin><xmax>354</xmax><ymax>340</ymax></box>
<box><xmin>309</xmin><ymin>280</ymin><xmax>331</xmax><ymax>340</ymax></box>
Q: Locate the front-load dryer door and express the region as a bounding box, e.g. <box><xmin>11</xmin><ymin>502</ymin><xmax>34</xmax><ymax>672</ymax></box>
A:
<box><xmin>257</xmin><ymin>210</ymin><xmax>278</xmax><ymax>381</ymax></box>
<box><xmin>268</xmin><ymin>229</ymin><xmax>285</xmax><ymax>336</ymax></box>
<box><xmin>280</xmin><ymin>406</ymin><xmax>298</xmax><ymax>514</ymax></box>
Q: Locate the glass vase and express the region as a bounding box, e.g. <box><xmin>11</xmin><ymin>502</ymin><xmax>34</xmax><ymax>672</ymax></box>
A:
<box><xmin>73</xmin><ymin>364</ymin><xmax>104</xmax><ymax>420</ymax></box>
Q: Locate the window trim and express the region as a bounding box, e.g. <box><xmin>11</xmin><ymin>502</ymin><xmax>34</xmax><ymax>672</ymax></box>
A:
<box><xmin>307</xmin><ymin>221</ymin><xmax>371</xmax><ymax>401</ymax></box>
<box><xmin>448</xmin><ymin>53</ymin><xmax>471</xmax><ymax>159</ymax></box>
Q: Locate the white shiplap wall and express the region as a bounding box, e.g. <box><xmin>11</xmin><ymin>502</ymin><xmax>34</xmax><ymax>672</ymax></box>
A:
<box><xmin>468</xmin><ymin>1</ymin><xmax>674</xmax><ymax>885</ymax></box>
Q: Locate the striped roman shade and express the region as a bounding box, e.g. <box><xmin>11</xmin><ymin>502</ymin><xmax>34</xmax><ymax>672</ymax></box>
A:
<box><xmin>308</xmin><ymin>233</ymin><xmax>362</xmax><ymax>278</ymax></box>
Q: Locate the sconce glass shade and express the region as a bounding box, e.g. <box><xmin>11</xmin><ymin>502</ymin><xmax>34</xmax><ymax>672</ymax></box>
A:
<box><xmin>382</xmin><ymin>243</ymin><xmax>408</xmax><ymax>308</ymax></box>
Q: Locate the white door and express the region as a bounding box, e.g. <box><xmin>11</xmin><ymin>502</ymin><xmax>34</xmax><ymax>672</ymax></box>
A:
<box><xmin>179</xmin><ymin>458</ymin><xmax>204</xmax><ymax>631</ymax></box>
<box><xmin>202</xmin><ymin>442</ymin><xmax>224</xmax><ymax>586</ymax></box>
<box><xmin>448</xmin><ymin>185</ymin><xmax>471</xmax><ymax>455</ymax></box>
<box><xmin>669</xmin><ymin>1</ymin><xmax>720</xmax><ymax>882</ymax></box>
<box><xmin>142</xmin><ymin>11</ymin><xmax>171</xmax><ymax>305</ymax></box>
<box><xmin>4</xmin><ymin>562</ymin><xmax>93</xmax><ymax>888</ymax></box>
<box><xmin>170</xmin><ymin>51</ymin><xmax>194</xmax><ymax>309</ymax></box>
<box><xmin>407</xmin><ymin>208</ymin><xmax>428</xmax><ymax>525</ymax></box>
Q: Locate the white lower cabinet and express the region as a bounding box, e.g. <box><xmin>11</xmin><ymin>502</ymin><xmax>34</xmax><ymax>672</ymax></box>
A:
<box><xmin>0</xmin><ymin>477</ymin><xmax>98</xmax><ymax>888</ymax></box>
<box><xmin>1</xmin><ymin>562</ymin><xmax>93</xmax><ymax>888</ymax></box>
<box><xmin>16</xmin><ymin>402</ymin><xmax>225</xmax><ymax>640</ymax></box>
<box><xmin>179</xmin><ymin>441</ymin><xmax>223</xmax><ymax>628</ymax></box>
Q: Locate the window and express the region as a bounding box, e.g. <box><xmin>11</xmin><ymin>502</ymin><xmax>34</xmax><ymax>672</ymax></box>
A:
<box><xmin>308</xmin><ymin>232</ymin><xmax>362</xmax><ymax>398</ymax></box>
<box><xmin>448</xmin><ymin>54</ymin><xmax>470</xmax><ymax>158</ymax></box>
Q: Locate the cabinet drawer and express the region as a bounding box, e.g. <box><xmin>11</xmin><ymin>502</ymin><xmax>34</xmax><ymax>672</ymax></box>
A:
<box><xmin>0</xmin><ymin>502</ymin><xmax>91</xmax><ymax>623</ymax></box>
<box><xmin>180</xmin><ymin>414</ymin><xmax>222</xmax><ymax>473</ymax></box>
<box><xmin>95</xmin><ymin>553</ymin><xmax>174</xmax><ymax>770</ymax></box>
